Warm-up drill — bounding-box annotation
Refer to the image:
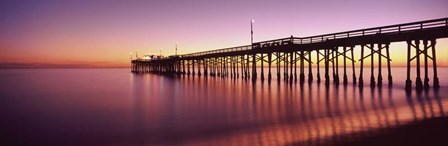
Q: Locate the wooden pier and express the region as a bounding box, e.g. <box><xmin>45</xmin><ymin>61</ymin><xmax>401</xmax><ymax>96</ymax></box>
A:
<box><xmin>132</xmin><ymin>17</ymin><xmax>448</xmax><ymax>91</ymax></box>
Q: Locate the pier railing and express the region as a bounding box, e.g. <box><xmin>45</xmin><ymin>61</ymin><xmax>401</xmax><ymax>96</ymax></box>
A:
<box><xmin>298</xmin><ymin>17</ymin><xmax>448</xmax><ymax>44</ymax></box>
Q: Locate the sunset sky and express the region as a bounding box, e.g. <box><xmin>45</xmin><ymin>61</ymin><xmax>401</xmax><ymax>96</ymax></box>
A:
<box><xmin>1</xmin><ymin>0</ymin><xmax>447</xmax><ymax>68</ymax></box>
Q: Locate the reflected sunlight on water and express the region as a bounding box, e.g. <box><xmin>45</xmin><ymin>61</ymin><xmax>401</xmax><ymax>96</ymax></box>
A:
<box><xmin>1</xmin><ymin>68</ymin><xmax>447</xmax><ymax>146</ymax></box>
<box><xmin>136</xmin><ymin>74</ymin><xmax>447</xmax><ymax>146</ymax></box>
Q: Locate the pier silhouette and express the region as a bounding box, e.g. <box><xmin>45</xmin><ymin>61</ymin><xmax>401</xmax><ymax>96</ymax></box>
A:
<box><xmin>132</xmin><ymin>18</ymin><xmax>448</xmax><ymax>91</ymax></box>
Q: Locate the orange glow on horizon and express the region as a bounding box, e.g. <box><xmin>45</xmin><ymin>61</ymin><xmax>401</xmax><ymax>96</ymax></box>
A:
<box><xmin>1</xmin><ymin>0</ymin><xmax>447</xmax><ymax>68</ymax></box>
<box><xmin>1</xmin><ymin>39</ymin><xmax>448</xmax><ymax>68</ymax></box>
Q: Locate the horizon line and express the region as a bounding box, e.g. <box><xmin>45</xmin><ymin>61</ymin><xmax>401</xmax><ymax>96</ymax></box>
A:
<box><xmin>2</xmin><ymin>65</ymin><xmax>448</xmax><ymax>69</ymax></box>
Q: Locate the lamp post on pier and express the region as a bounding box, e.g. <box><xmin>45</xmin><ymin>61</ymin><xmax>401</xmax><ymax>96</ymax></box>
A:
<box><xmin>251</xmin><ymin>19</ymin><xmax>254</xmax><ymax>45</ymax></box>
<box><xmin>251</xmin><ymin>19</ymin><xmax>257</xmax><ymax>80</ymax></box>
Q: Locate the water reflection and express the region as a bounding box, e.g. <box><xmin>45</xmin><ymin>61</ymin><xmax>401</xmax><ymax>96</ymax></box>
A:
<box><xmin>131</xmin><ymin>74</ymin><xmax>448</xmax><ymax>146</ymax></box>
<box><xmin>1</xmin><ymin>69</ymin><xmax>446</xmax><ymax>146</ymax></box>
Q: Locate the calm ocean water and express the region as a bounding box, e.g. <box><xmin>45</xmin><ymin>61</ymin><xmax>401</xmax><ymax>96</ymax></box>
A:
<box><xmin>1</xmin><ymin>68</ymin><xmax>447</xmax><ymax>146</ymax></box>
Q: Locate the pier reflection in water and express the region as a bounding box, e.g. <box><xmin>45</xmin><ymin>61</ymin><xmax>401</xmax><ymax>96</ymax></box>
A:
<box><xmin>2</xmin><ymin>69</ymin><xmax>446</xmax><ymax>146</ymax></box>
<box><xmin>131</xmin><ymin>72</ymin><xmax>447</xmax><ymax>146</ymax></box>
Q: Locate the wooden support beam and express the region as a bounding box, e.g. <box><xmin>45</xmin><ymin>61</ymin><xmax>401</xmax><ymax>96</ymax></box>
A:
<box><xmin>331</xmin><ymin>49</ymin><xmax>336</xmax><ymax>84</ymax></box>
<box><xmin>423</xmin><ymin>40</ymin><xmax>430</xmax><ymax>89</ymax></box>
<box><xmin>261</xmin><ymin>53</ymin><xmax>265</xmax><ymax>80</ymax></box>
<box><xmin>300</xmin><ymin>51</ymin><xmax>305</xmax><ymax>83</ymax></box>
<box><xmin>370</xmin><ymin>43</ymin><xmax>375</xmax><ymax>87</ymax></box>
<box><xmin>308</xmin><ymin>50</ymin><xmax>313</xmax><ymax>83</ymax></box>
<box><xmin>268</xmin><ymin>53</ymin><xmax>272</xmax><ymax>80</ymax></box>
<box><xmin>289</xmin><ymin>52</ymin><xmax>295</xmax><ymax>83</ymax></box>
<box><xmin>277</xmin><ymin>52</ymin><xmax>281</xmax><ymax>80</ymax></box>
<box><xmin>406</xmin><ymin>41</ymin><xmax>412</xmax><ymax>90</ymax></box>
<box><xmin>431</xmin><ymin>40</ymin><xmax>440</xmax><ymax>88</ymax></box>
<box><xmin>294</xmin><ymin>51</ymin><xmax>298</xmax><ymax>82</ymax></box>
<box><xmin>246</xmin><ymin>54</ymin><xmax>250</xmax><ymax>78</ymax></box>
<box><xmin>343</xmin><ymin>46</ymin><xmax>348</xmax><ymax>85</ymax></box>
<box><xmin>386</xmin><ymin>44</ymin><xmax>392</xmax><ymax>86</ymax></box>
<box><xmin>316</xmin><ymin>50</ymin><xmax>321</xmax><ymax>83</ymax></box>
<box><xmin>325</xmin><ymin>49</ymin><xmax>330</xmax><ymax>86</ymax></box>
<box><xmin>351</xmin><ymin>46</ymin><xmax>357</xmax><ymax>85</ymax></box>
<box><xmin>252</xmin><ymin>53</ymin><xmax>257</xmax><ymax>81</ymax></box>
<box><xmin>192</xmin><ymin>60</ymin><xmax>195</xmax><ymax>76</ymax></box>
<box><xmin>284</xmin><ymin>52</ymin><xmax>288</xmax><ymax>80</ymax></box>
<box><xmin>415</xmin><ymin>40</ymin><xmax>423</xmax><ymax>90</ymax></box>
<box><xmin>378</xmin><ymin>44</ymin><xmax>382</xmax><ymax>86</ymax></box>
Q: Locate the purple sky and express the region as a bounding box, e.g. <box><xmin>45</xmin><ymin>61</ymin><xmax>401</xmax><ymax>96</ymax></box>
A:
<box><xmin>0</xmin><ymin>0</ymin><xmax>447</xmax><ymax>67</ymax></box>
